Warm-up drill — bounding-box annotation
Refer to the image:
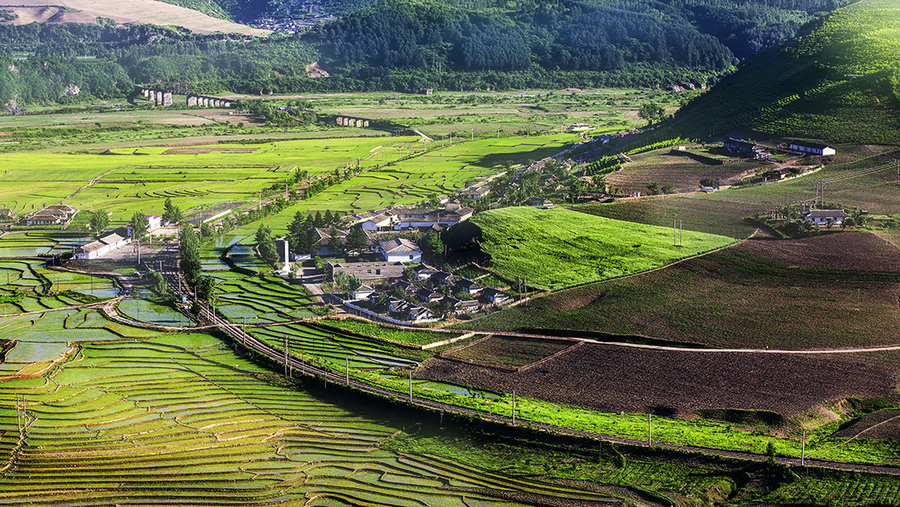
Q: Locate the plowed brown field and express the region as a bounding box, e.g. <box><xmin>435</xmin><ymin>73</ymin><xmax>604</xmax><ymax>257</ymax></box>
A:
<box><xmin>417</xmin><ymin>343</ymin><xmax>896</xmax><ymax>418</ymax></box>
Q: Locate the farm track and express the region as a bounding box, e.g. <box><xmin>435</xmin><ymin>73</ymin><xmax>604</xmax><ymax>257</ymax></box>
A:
<box><xmin>62</xmin><ymin>165</ymin><xmax>126</xmax><ymax>203</ymax></box>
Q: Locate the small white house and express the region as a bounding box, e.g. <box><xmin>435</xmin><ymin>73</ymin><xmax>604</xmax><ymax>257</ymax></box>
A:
<box><xmin>73</xmin><ymin>230</ymin><xmax>132</xmax><ymax>260</ymax></box>
<box><xmin>379</xmin><ymin>238</ymin><xmax>422</xmax><ymax>263</ymax></box>
<box><xmin>804</xmin><ymin>209</ymin><xmax>850</xmax><ymax>225</ymax></box>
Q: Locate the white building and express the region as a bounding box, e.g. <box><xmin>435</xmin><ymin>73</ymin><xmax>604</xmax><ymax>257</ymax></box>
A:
<box><xmin>379</xmin><ymin>238</ymin><xmax>422</xmax><ymax>263</ymax></box>
<box><xmin>73</xmin><ymin>230</ymin><xmax>132</xmax><ymax>260</ymax></box>
<box><xmin>804</xmin><ymin>209</ymin><xmax>850</xmax><ymax>225</ymax></box>
<box><xmin>789</xmin><ymin>141</ymin><xmax>836</xmax><ymax>156</ymax></box>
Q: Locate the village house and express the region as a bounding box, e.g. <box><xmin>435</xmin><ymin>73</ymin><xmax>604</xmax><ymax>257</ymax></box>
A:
<box><xmin>431</xmin><ymin>270</ymin><xmax>456</xmax><ymax>287</ymax></box>
<box><xmin>310</xmin><ymin>228</ymin><xmax>347</xmax><ymax>256</ymax></box>
<box><xmin>0</xmin><ymin>209</ymin><xmax>15</xmax><ymax>221</ymax></box>
<box><xmin>351</xmin><ymin>284</ymin><xmax>375</xmax><ymax>300</ymax></box>
<box><xmin>455</xmin><ymin>278</ymin><xmax>484</xmax><ymax>295</ymax></box>
<box><xmin>356</xmin><ymin>204</ymin><xmax>473</xmax><ymax>232</ymax></box>
<box><xmin>482</xmin><ymin>287</ymin><xmax>510</xmax><ymax>304</ymax></box>
<box><xmin>327</xmin><ymin>261</ymin><xmax>405</xmax><ymax>282</ymax></box>
<box><xmin>26</xmin><ymin>204</ymin><xmax>78</xmax><ymax>226</ymax></box>
<box><xmin>412</xmin><ymin>263</ymin><xmax>438</xmax><ymax>280</ymax></box>
<box><xmin>26</xmin><ymin>213</ymin><xmax>63</xmax><ymax>226</ymax></box>
<box><xmin>415</xmin><ymin>287</ymin><xmax>441</xmax><ymax>304</ymax></box>
<box><xmin>804</xmin><ymin>209</ymin><xmax>850</xmax><ymax>225</ymax></box>
<box><xmin>379</xmin><ymin>238</ymin><xmax>422</xmax><ymax>262</ymax></box>
<box><xmin>723</xmin><ymin>138</ymin><xmax>768</xmax><ymax>159</ymax></box>
<box><xmin>406</xmin><ymin>305</ymin><xmax>434</xmax><ymax>321</ymax></box>
<box><xmin>789</xmin><ymin>140</ymin><xmax>836</xmax><ymax>156</ymax></box>
<box><xmin>73</xmin><ymin>229</ymin><xmax>132</xmax><ymax>260</ymax></box>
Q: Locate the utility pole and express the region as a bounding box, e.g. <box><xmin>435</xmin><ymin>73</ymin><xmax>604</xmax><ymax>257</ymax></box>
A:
<box><xmin>801</xmin><ymin>430</ymin><xmax>806</xmax><ymax>467</ymax></box>
<box><xmin>648</xmin><ymin>412</ymin><xmax>652</xmax><ymax>447</ymax></box>
<box><xmin>408</xmin><ymin>370</ymin><xmax>413</xmax><ymax>402</ymax></box>
<box><xmin>346</xmin><ymin>357</ymin><xmax>350</xmax><ymax>385</ymax></box>
<box><xmin>512</xmin><ymin>390</ymin><xmax>516</xmax><ymax>426</ymax></box>
<box><xmin>284</xmin><ymin>335</ymin><xmax>288</xmax><ymax>377</ymax></box>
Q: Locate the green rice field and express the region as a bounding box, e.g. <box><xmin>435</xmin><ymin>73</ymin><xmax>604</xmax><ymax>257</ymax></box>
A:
<box><xmin>0</xmin><ymin>334</ymin><xmax>614</xmax><ymax>505</ymax></box>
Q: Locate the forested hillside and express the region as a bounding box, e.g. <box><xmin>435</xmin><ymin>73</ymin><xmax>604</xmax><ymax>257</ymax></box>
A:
<box><xmin>0</xmin><ymin>0</ymin><xmax>854</xmax><ymax>105</ymax></box>
<box><xmin>647</xmin><ymin>0</ymin><xmax>900</xmax><ymax>146</ymax></box>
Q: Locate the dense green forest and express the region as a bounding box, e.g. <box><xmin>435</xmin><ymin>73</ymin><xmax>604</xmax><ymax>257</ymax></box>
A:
<box><xmin>0</xmin><ymin>0</ymin><xmax>853</xmax><ymax>105</ymax></box>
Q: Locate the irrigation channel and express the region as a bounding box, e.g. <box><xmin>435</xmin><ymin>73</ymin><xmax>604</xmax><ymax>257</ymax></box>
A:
<box><xmin>136</xmin><ymin>247</ymin><xmax>900</xmax><ymax>479</ymax></box>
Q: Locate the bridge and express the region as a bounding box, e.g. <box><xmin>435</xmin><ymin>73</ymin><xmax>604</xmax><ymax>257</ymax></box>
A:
<box><xmin>334</xmin><ymin>115</ymin><xmax>370</xmax><ymax>127</ymax></box>
<box><xmin>138</xmin><ymin>87</ymin><xmax>233</xmax><ymax>108</ymax></box>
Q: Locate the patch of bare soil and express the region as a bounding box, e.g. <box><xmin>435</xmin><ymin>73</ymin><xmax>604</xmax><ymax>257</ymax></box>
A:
<box><xmin>306</xmin><ymin>61</ymin><xmax>332</xmax><ymax>78</ymax></box>
<box><xmin>737</xmin><ymin>231</ymin><xmax>900</xmax><ymax>271</ymax></box>
<box><xmin>416</xmin><ymin>343</ymin><xmax>897</xmax><ymax>418</ymax></box>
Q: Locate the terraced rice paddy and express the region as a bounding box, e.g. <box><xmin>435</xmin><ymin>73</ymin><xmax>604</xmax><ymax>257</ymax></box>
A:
<box><xmin>214</xmin><ymin>274</ymin><xmax>320</xmax><ymax>322</ymax></box>
<box><xmin>0</xmin><ymin>335</ymin><xmax>613</xmax><ymax>505</ymax></box>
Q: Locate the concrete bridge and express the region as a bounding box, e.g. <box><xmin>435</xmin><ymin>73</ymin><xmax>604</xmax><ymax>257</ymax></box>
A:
<box><xmin>139</xmin><ymin>88</ymin><xmax>173</xmax><ymax>106</ymax></box>
<box><xmin>335</xmin><ymin>116</ymin><xmax>370</xmax><ymax>128</ymax></box>
<box><xmin>138</xmin><ymin>88</ymin><xmax>232</xmax><ymax>108</ymax></box>
<box><xmin>186</xmin><ymin>94</ymin><xmax>232</xmax><ymax>108</ymax></box>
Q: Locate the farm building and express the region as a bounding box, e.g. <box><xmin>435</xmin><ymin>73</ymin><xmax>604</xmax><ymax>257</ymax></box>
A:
<box><xmin>73</xmin><ymin>229</ymin><xmax>132</xmax><ymax>260</ymax></box>
<box><xmin>482</xmin><ymin>287</ymin><xmax>510</xmax><ymax>303</ymax></box>
<box><xmin>360</xmin><ymin>214</ymin><xmax>393</xmax><ymax>231</ymax></box>
<box><xmin>310</xmin><ymin>228</ymin><xmax>348</xmax><ymax>256</ymax></box>
<box><xmin>415</xmin><ymin>288</ymin><xmax>441</xmax><ymax>303</ymax></box>
<box><xmin>789</xmin><ymin>141</ymin><xmax>836</xmax><ymax>156</ymax></box>
<box><xmin>356</xmin><ymin>204</ymin><xmax>473</xmax><ymax>231</ymax></box>
<box><xmin>804</xmin><ymin>209</ymin><xmax>850</xmax><ymax>225</ymax></box>
<box><xmin>412</xmin><ymin>263</ymin><xmax>438</xmax><ymax>280</ymax></box>
<box><xmin>406</xmin><ymin>305</ymin><xmax>434</xmax><ymax>321</ymax></box>
<box><xmin>26</xmin><ymin>214</ymin><xmax>63</xmax><ymax>226</ymax></box>
<box><xmin>380</xmin><ymin>238</ymin><xmax>422</xmax><ymax>262</ymax></box>
<box><xmin>0</xmin><ymin>209</ymin><xmax>16</xmax><ymax>220</ymax></box>
<box><xmin>327</xmin><ymin>261</ymin><xmax>405</xmax><ymax>282</ymax></box>
<box><xmin>723</xmin><ymin>138</ymin><xmax>768</xmax><ymax>159</ymax></box>
<box><xmin>26</xmin><ymin>204</ymin><xmax>78</xmax><ymax>226</ymax></box>
<box><xmin>351</xmin><ymin>284</ymin><xmax>375</xmax><ymax>300</ymax></box>
<box><xmin>456</xmin><ymin>278</ymin><xmax>484</xmax><ymax>294</ymax></box>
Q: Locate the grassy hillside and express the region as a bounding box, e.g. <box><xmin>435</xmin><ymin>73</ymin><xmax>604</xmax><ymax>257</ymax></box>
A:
<box><xmin>648</xmin><ymin>0</ymin><xmax>900</xmax><ymax>146</ymax></box>
<box><xmin>447</xmin><ymin>206</ymin><xmax>735</xmax><ymax>290</ymax></box>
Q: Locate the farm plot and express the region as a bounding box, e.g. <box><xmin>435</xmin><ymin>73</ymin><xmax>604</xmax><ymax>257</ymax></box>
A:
<box><xmin>249</xmin><ymin>135</ymin><xmax>573</xmax><ymax>234</ymax></box>
<box><xmin>319</xmin><ymin>318</ymin><xmax>461</xmax><ymax>347</ymax></box>
<box><xmin>573</xmin><ymin>196</ymin><xmax>762</xmax><ymax>239</ymax></box>
<box><xmin>604</xmin><ymin>147</ymin><xmax>767</xmax><ymax>196</ymax></box>
<box><xmin>444</xmin><ymin>335</ymin><xmax>575</xmax><ymax>369</ymax></box>
<box><xmin>416</xmin><ymin>341</ymin><xmax>895</xmax><ymax>423</ymax></box>
<box><xmin>214</xmin><ymin>274</ymin><xmax>318</xmax><ymax>321</ymax></box>
<box><xmin>459</xmin><ymin>234</ymin><xmax>900</xmax><ymax>350</ymax></box>
<box><xmin>452</xmin><ymin>206</ymin><xmax>736</xmax><ymax>290</ymax></box>
<box><xmin>0</xmin><ymin>335</ymin><xmax>612</xmax><ymax>505</ymax></box>
<box><xmin>698</xmin><ymin>148</ymin><xmax>900</xmax><ymax>216</ymax></box>
<box><xmin>3</xmin><ymin>137</ymin><xmax>410</xmax><ymax>221</ymax></box>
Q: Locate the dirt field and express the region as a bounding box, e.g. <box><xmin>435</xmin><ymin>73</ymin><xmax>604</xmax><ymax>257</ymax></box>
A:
<box><xmin>606</xmin><ymin>148</ymin><xmax>765</xmax><ymax>195</ymax></box>
<box><xmin>738</xmin><ymin>231</ymin><xmax>900</xmax><ymax>271</ymax></box>
<box><xmin>459</xmin><ymin>232</ymin><xmax>900</xmax><ymax>350</ymax></box>
<box><xmin>416</xmin><ymin>343</ymin><xmax>896</xmax><ymax>418</ymax></box>
<box><xmin>1</xmin><ymin>0</ymin><xmax>267</xmax><ymax>35</ymax></box>
<box><xmin>832</xmin><ymin>409</ymin><xmax>900</xmax><ymax>440</ymax></box>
